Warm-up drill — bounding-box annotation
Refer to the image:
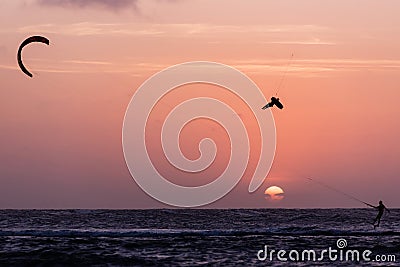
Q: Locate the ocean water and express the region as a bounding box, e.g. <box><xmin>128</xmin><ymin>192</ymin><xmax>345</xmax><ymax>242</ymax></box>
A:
<box><xmin>0</xmin><ymin>209</ymin><xmax>398</xmax><ymax>266</ymax></box>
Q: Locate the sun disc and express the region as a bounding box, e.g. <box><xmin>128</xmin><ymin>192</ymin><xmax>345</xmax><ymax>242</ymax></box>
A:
<box><xmin>264</xmin><ymin>185</ymin><xmax>285</xmax><ymax>201</ymax></box>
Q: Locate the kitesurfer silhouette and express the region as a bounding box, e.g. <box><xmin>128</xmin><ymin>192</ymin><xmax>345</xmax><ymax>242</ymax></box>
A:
<box><xmin>262</xmin><ymin>97</ymin><xmax>284</xmax><ymax>110</ymax></box>
<box><xmin>371</xmin><ymin>200</ymin><xmax>390</xmax><ymax>229</ymax></box>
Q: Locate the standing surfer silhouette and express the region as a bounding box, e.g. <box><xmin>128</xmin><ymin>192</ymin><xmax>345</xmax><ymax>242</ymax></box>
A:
<box><xmin>370</xmin><ymin>200</ymin><xmax>390</xmax><ymax>229</ymax></box>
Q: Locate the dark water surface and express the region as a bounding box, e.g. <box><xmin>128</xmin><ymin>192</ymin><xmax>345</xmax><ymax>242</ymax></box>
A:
<box><xmin>0</xmin><ymin>209</ymin><xmax>398</xmax><ymax>266</ymax></box>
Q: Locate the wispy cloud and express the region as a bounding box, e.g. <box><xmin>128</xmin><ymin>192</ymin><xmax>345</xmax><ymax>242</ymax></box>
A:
<box><xmin>231</xmin><ymin>63</ymin><xmax>335</xmax><ymax>77</ymax></box>
<box><xmin>17</xmin><ymin>22</ymin><xmax>328</xmax><ymax>38</ymax></box>
<box><xmin>63</xmin><ymin>60</ymin><xmax>112</xmax><ymax>65</ymax></box>
<box><xmin>229</xmin><ymin>58</ymin><xmax>400</xmax><ymax>76</ymax></box>
<box><xmin>17</xmin><ymin>22</ymin><xmax>165</xmax><ymax>36</ymax></box>
<box><xmin>294</xmin><ymin>59</ymin><xmax>400</xmax><ymax>70</ymax></box>
<box><xmin>4</xmin><ymin>54</ymin><xmax>399</xmax><ymax>77</ymax></box>
<box><xmin>0</xmin><ymin>60</ymin><xmax>168</xmax><ymax>75</ymax></box>
<box><xmin>263</xmin><ymin>38</ymin><xmax>336</xmax><ymax>46</ymax></box>
<box><xmin>0</xmin><ymin>64</ymin><xmax>18</xmax><ymax>71</ymax></box>
<box><xmin>36</xmin><ymin>0</ymin><xmax>139</xmax><ymax>11</ymax></box>
<box><xmin>173</xmin><ymin>24</ymin><xmax>328</xmax><ymax>35</ymax></box>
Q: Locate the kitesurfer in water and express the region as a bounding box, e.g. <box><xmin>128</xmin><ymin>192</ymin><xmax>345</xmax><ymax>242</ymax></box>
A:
<box><xmin>372</xmin><ymin>200</ymin><xmax>390</xmax><ymax>228</ymax></box>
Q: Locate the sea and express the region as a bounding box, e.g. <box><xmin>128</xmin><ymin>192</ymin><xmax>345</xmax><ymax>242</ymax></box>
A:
<box><xmin>0</xmin><ymin>209</ymin><xmax>398</xmax><ymax>266</ymax></box>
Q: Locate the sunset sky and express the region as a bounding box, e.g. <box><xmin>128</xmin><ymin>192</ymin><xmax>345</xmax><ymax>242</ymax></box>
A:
<box><xmin>0</xmin><ymin>0</ymin><xmax>399</xmax><ymax>208</ymax></box>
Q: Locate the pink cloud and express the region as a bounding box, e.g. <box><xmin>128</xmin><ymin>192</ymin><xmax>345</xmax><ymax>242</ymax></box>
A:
<box><xmin>36</xmin><ymin>0</ymin><xmax>139</xmax><ymax>11</ymax></box>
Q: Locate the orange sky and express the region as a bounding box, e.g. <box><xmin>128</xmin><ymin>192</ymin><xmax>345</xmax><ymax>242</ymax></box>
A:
<box><xmin>0</xmin><ymin>0</ymin><xmax>399</xmax><ymax>208</ymax></box>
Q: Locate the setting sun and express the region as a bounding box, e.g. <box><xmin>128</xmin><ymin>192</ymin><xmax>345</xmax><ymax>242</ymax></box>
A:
<box><xmin>264</xmin><ymin>186</ymin><xmax>285</xmax><ymax>201</ymax></box>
